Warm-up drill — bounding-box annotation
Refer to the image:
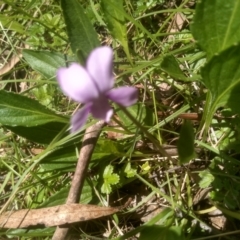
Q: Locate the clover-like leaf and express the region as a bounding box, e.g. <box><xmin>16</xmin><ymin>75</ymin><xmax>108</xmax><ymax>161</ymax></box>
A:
<box><xmin>101</xmin><ymin>165</ymin><xmax>120</xmax><ymax>194</ymax></box>
<box><xmin>199</xmin><ymin>170</ymin><xmax>215</xmax><ymax>188</ymax></box>
<box><xmin>124</xmin><ymin>162</ymin><xmax>137</xmax><ymax>178</ymax></box>
<box><xmin>141</xmin><ymin>162</ymin><xmax>151</xmax><ymax>174</ymax></box>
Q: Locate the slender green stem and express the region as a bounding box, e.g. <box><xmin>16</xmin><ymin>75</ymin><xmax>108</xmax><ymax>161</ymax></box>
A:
<box><xmin>117</xmin><ymin>105</ymin><xmax>172</xmax><ymax>159</ymax></box>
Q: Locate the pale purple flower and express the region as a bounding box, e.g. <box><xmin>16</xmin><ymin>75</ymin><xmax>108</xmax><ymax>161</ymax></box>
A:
<box><xmin>57</xmin><ymin>46</ymin><xmax>138</xmax><ymax>132</ymax></box>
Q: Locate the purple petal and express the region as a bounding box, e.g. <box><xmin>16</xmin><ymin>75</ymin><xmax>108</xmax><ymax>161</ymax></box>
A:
<box><xmin>71</xmin><ymin>104</ymin><xmax>91</xmax><ymax>132</ymax></box>
<box><xmin>107</xmin><ymin>87</ymin><xmax>138</xmax><ymax>106</ymax></box>
<box><xmin>86</xmin><ymin>46</ymin><xmax>114</xmax><ymax>93</ymax></box>
<box><xmin>57</xmin><ymin>63</ymin><xmax>99</xmax><ymax>103</ymax></box>
<box><xmin>91</xmin><ymin>96</ymin><xmax>113</xmax><ymax>122</ymax></box>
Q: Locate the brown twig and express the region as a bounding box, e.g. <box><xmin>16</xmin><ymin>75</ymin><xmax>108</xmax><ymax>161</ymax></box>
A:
<box><xmin>52</xmin><ymin>121</ymin><xmax>106</xmax><ymax>240</ymax></box>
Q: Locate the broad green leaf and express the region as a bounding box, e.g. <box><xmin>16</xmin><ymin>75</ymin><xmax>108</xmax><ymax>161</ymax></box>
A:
<box><xmin>61</xmin><ymin>0</ymin><xmax>100</xmax><ymax>57</ymax></box>
<box><xmin>0</xmin><ymin>90</ymin><xmax>67</xmax><ymax>127</ymax></box>
<box><xmin>41</xmin><ymin>145</ymin><xmax>77</xmax><ymax>171</ymax></box>
<box><xmin>41</xmin><ymin>139</ymin><xmax>123</xmax><ymax>171</ymax></box>
<box><xmin>160</xmin><ymin>55</ymin><xmax>187</xmax><ymax>81</ymax></box>
<box><xmin>139</xmin><ymin>226</ymin><xmax>184</xmax><ymax>240</ymax></box>
<box><xmin>23</xmin><ymin>50</ymin><xmax>66</xmax><ymax>79</ymax></box>
<box><xmin>191</xmin><ymin>0</ymin><xmax>240</xmax><ymax>59</ymax></box>
<box><xmin>101</xmin><ymin>0</ymin><xmax>131</xmax><ymax>62</ymax></box>
<box><xmin>7</xmin><ymin>122</ymin><xmax>67</xmax><ymax>144</ymax></box>
<box><xmin>177</xmin><ymin>120</ymin><xmax>196</xmax><ymax>164</ymax></box>
<box><xmin>201</xmin><ymin>44</ymin><xmax>240</xmax><ymax>113</ymax></box>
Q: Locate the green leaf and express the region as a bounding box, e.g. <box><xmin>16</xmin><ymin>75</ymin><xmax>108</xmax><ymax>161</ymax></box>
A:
<box><xmin>0</xmin><ymin>15</ymin><xmax>25</xmax><ymax>34</ymax></box>
<box><xmin>177</xmin><ymin>120</ymin><xmax>196</xmax><ymax>164</ymax></box>
<box><xmin>160</xmin><ymin>55</ymin><xmax>187</xmax><ymax>81</ymax></box>
<box><xmin>41</xmin><ymin>145</ymin><xmax>77</xmax><ymax>171</ymax></box>
<box><xmin>23</xmin><ymin>50</ymin><xmax>66</xmax><ymax>79</ymax></box>
<box><xmin>7</xmin><ymin>122</ymin><xmax>67</xmax><ymax>144</ymax></box>
<box><xmin>103</xmin><ymin>165</ymin><xmax>119</xmax><ymax>185</ymax></box>
<box><xmin>6</xmin><ymin>228</ymin><xmax>54</xmax><ymax>238</ymax></box>
<box><xmin>101</xmin><ymin>0</ymin><xmax>131</xmax><ymax>62</ymax></box>
<box><xmin>0</xmin><ymin>90</ymin><xmax>67</xmax><ymax>127</ymax></box>
<box><xmin>61</xmin><ymin>0</ymin><xmax>100</xmax><ymax>57</ymax></box>
<box><xmin>191</xmin><ymin>0</ymin><xmax>240</xmax><ymax>59</ymax></box>
<box><xmin>139</xmin><ymin>226</ymin><xmax>184</xmax><ymax>240</ymax></box>
<box><xmin>141</xmin><ymin>161</ymin><xmax>151</xmax><ymax>174</ymax></box>
<box><xmin>41</xmin><ymin>139</ymin><xmax>123</xmax><ymax>171</ymax></box>
<box><xmin>101</xmin><ymin>165</ymin><xmax>120</xmax><ymax>194</ymax></box>
<box><xmin>91</xmin><ymin>139</ymin><xmax>123</xmax><ymax>166</ymax></box>
<box><xmin>101</xmin><ymin>182</ymin><xmax>112</xmax><ymax>194</ymax></box>
<box><xmin>202</xmin><ymin>44</ymin><xmax>240</xmax><ymax>113</ymax></box>
<box><xmin>124</xmin><ymin>162</ymin><xmax>137</xmax><ymax>178</ymax></box>
<box><xmin>199</xmin><ymin>170</ymin><xmax>214</xmax><ymax>188</ymax></box>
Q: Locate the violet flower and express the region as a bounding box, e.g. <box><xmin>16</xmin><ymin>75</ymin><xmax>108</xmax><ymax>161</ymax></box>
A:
<box><xmin>57</xmin><ymin>46</ymin><xmax>138</xmax><ymax>132</ymax></box>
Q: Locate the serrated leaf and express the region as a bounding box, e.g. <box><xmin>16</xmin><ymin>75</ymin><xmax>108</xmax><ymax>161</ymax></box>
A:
<box><xmin>0</xmin><ymin>90</ymin><xmax>67</xmax><ymax>127</ymax></box>
<box><xmin>191</xmin><ymin>0</ymin><xmax>240</xmax><ymax>59</ymax></box>
<box><xmin>101</xmin><ymin>0</ymin><xmax>131</xmax><ymax>62</ymax></box>
<box><xmin>101</xmin><ymin>165</ymin><xmax>120</xmax><ymax>194</ymax></box>
<box><xmin>160</xmin><ymin>55</ymin><xmax>187</xmax><ymax>81</ymax></box>
<box><xmin>199</xmin><ymin>170</ymin><xmax>214</xmax><ymax>188</ymax></box>
<box><xmin>177</xmin><ymin>120</ymin><xmax>196</xmax><ymax>164</ymax></box>
<box><xmin>103</xmin><ymin>165</ymin><xmax>119</xmax><ymax>185</ymax></box>
<box><xmin>61</xmin><ymin>0</ymin><xmax>100</xmax><ymax>57</ymax></box>
<box><xmin>103</xmin><ymin>164</ymin><xmax>114</xmax><ymax>177</ymax></box>
<box><xmin>202</xmin><ymin>44</ymin><xmax>240</xmax><ymax>113</ymax></box>
<box><xmin>124</xmin><ymin>162</ymin><xmax>137</xmax><ymax>178</ymax></box>
<box><xmin>106</xmin><ymin>174</ymin><xmax>119</xmax><ymax>185</ymax></box>
<box><xmin>141</xmin><ymin>162</ymin><xmax>151</xmax><ymax>174</ymax></box>
<box><xmin>101</xmin><ymin>182</ymin><xmax>112</xmax><ymax>194</ymax></box>
<box><xmin>23</xmin><ymin>50</ymin><xmax>66</xmax><ymax>79</ymax></box>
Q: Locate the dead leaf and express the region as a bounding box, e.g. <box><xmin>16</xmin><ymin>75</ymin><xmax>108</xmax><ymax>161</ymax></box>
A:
<box><xmin>0</xmin><ymin>54</ymin><xmax>22</xmax><ymax>76</ymax></box>
<box><xmin>0</xmin><ymin>204</ymin><xmax>119</xmax><ymax>229</ymax></box>
<box><xmin>167</xmin><ymin>12</ymin><xmax>187</xmax><ymax>40</ymax></box>
<box><xmin>168</xmin><ymin>12</ymin><xmax>186</xmax><ymax>34</ymax></box>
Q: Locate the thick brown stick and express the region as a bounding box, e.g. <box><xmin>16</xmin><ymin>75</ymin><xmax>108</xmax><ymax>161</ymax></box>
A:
<box><xmin>52</xmin><ymin>121</ymin><xmax>105</xmax><ymax>240</ymax></box>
